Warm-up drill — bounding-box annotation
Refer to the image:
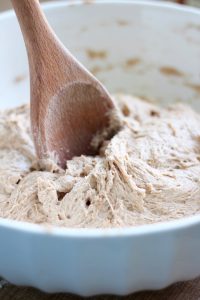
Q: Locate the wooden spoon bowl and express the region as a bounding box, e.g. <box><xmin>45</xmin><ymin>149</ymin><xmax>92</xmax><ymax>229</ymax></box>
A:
<box><xmin>11</xmin><ymin>0</ymin><xmax>117</xmax><ymax>168</ymax></box>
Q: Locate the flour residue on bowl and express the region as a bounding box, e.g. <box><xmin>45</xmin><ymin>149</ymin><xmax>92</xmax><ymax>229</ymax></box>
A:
<box><xmin>86</xmin><ymin>49</ymin><xmax>107</xmax><ymax>59</ymax></box>
<box><xmin>159</xmin><ymin>66</ymin><xmax>184</xmax><ymax>77</ymax></box>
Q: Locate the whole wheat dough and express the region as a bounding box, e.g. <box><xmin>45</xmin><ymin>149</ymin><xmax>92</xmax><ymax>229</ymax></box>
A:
<box><xmin>0</xmin><ymin>95</ymin><xmax>200</xmax><ymax>228</ymax></box>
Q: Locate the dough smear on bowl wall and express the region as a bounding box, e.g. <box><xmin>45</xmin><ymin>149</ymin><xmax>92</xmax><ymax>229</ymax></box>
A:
<box><xmin>0</xmin><ymin>94</ymin><xmax>200</xmax><ymax>228</ymax></box>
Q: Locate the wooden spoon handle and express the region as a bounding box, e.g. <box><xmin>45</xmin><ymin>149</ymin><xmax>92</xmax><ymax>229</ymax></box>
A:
<box><xmin>11</xmin><ymin>0</ymin><xmax>65</xmax><ymax>65</ymax></box>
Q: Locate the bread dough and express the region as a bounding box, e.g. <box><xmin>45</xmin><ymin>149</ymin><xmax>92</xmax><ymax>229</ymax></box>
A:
<box><xmin>0</xmin><ymin>95</ymin><xmax>200</xmax><ymax>228</ymax></box>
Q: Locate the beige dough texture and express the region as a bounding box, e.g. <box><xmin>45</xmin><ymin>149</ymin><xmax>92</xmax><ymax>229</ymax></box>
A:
<box><xmin>0</xmin><ymin>94</ymin><xmax>200</xmax><ymax>228</ymax></box>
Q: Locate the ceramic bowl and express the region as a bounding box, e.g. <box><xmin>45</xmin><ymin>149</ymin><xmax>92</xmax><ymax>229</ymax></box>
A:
<box><xmin>0</xmin><ymin>0</ymin><xmax>200</xmax><ymax>296</ymax></box>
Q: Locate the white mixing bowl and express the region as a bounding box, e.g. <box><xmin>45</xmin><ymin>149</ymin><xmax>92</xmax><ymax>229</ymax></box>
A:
<box><xmin>0</xmin><ymin>0</ymin><xmax>200</xmax><ymax>296</ymax></box>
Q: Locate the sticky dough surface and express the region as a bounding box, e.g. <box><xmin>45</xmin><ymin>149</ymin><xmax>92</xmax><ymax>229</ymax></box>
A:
<box><xmin>0</xmin><ymin>95</ymin><xmax>200</xmax><ymax>228</ymax></box>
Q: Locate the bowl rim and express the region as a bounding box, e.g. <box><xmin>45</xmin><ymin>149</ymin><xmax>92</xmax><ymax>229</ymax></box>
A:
<box><xmin>1</xmin><ymin>215</ymin><xmax>200</xmax><ymax>238</ymax></box>
<box><xmin>0</xmin><ymin>0</ymin><xmax>200</xmax><ymax>238</ymax></box>
<box><xmin>1</xmin><ymin>0</ymin><xmax>200</xmax><ymax>18</ymax></box>
<box><xmin>1</xmin><ymin>0</ymin><xmax>200</xmax><ymax>19</ymax></box>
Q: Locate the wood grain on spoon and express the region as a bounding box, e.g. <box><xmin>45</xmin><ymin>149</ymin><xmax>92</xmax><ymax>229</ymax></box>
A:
<box><xmin>11</xmin><ymin>0</ymin><xmax>117</xmax><ymax>168</ymax></box>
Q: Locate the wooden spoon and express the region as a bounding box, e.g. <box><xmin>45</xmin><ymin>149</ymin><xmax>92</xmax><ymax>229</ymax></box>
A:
<box><xmin>11</xmin><ymin>0</ymin><xmax>117</xmax><ymax>168</ymax></box>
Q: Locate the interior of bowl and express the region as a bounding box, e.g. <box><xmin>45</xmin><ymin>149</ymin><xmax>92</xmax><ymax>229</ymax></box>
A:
<box><xmin>1</xmin><ymin>0</ymin><xmax>200</xmax><ymax>111</ymax></box>
<box><xmin>0</xmin><ymin>0</ymin><xmax>200</xmax><ymax>234</ymax></box>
